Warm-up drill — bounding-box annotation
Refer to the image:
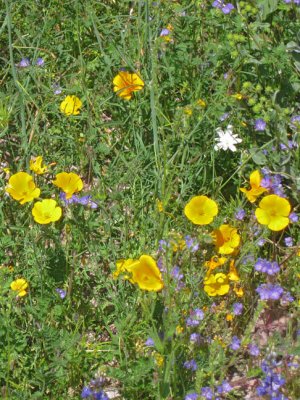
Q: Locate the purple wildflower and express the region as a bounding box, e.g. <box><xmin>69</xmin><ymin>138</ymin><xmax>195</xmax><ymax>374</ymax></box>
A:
<box><xmin>235</xmin><ymin>208</ymin><xmax>245</xmax><ymax>221</ymax></box>
<box><xmin>36</xmin><ymin>57</ymin><xmax>45</xmax><ymax>66</ymax></box>
<box><xmin>186</xmin><ymin>308</ymin><xmax>204</xmax><ymax>327</ymax></box>
<box><xmin>261</xmin><ymin>173</ymin><xmax>284</xmax><ymax>196</ymax></box>
<box><xmin>289</xmin><ymin>212</ymin><xmax>298</xmax><ymax>223</ymax></box>
<box><xmin>233</xmin><ymin>302</ymin><xmax>243</xmax><ymax>315</ymax></box>
<box><xmin>17</xmin><ymin>58</ymin><xmax>30</xmax><ymax>68</ymax></box>
<box><xmin>56</xmin><ymin>288</ymin><xmax>67</xmax><ymax>299</ymax></box>
<box><xmin>284</xmin><ymin>237</ymin><xmax>293</xmax><ymax>247</ymax></box>
<box><xmin>190</xmin><ymin>333</ymin><xmax>201</xmax><ymax>344</ymax></box>
<box><xmin>254</xmin><ymin>258</ymin><xmax>280</xmax><ymax>275</ymax></box>
<box><xmin>52</xmin><ymin>83</ymin><xmax>62</xmax><ymax>95</ymax></box>
<box><xmin>145</xmin><ymin>337</ymin><xmax>155</xmax><ymax>347</ymax></box>
<box><xmin>185</xmin><ymin>235</ymin><xmax>199</xmax><ymax>252</ymax></box>
<box><xmin>212</xmin><ymin>0</ymin><xmax>234</xmax><ymax>13</ymax></box>
<box><xmin>290</xmin><ymin>115</ymin><xmax>300</xmax><ymax>128</ymax></box>
<box><xmin>216</xmin><ymin>381</ymin><xmax>232</xmax><ymax>394</ymax></box>
<box><xmin>230</xmin><ymin>336</ymin><xmax>241</xmax><ymax>350</ymax></box>
<box><xmin>254</xmin><ymin>118</ymin><xmax>266</xmax><ymax>131</ymax></box>
<box><xmin>219</xmin><ymin>112</ymin><xmax>230</xmax><ymax>121</ymax></box>
<box><xmin>81</xmin><ymin>386</ymin><xmax>93</xmax><ymax>398</ymax></box>
<box><xmin>280</xmin><ymin>291</ymin><xmax>294</xmax><ymax>306</ymax></box>
<box><xmin>248</xmin><ymin>343</ymin><xmax>260</xmax><ymax>356</ymax></box>
<box><xmin>183</xmin><ymin>359</ymin><xmax>198</xmax><ymax>371</ymax></box>
<box><xmin>256</xmin><ymin>284</ymin><xmax>284</xmax><ymax>300</ymax></box>
<box><xmin>185</xmin><ymin>393</ymin><xmax>199</xmax><ymax>400</ymax></box>
<box><xmin>257</xmin><ymin>238</ymin><xmax>266</xmax><ymax>247</ymax></box>
<box><xmin>201</xmin><ymin>387</ymin><xmax>214</xmax><ymax>400</ymax></box>
<box><xmin>160</xmin><ymin>28</ymin><xmax>170</xmax><ymax>36</ymax></box>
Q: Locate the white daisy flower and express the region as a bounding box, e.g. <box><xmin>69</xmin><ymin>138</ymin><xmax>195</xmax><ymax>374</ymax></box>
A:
<box><xmin>214</xmin><ymin>125</ymin><xmax>242</xmax><ymax>152</ymax></box>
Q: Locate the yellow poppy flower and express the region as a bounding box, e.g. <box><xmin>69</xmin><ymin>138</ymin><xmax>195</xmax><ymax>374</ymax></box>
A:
<box><xmin>6</xmin><ymin>172</ymin><xmax>40</xmax><ymax>204</ymax></box>
<box><xmin>113</xmin><ymin>258</ymin><xmax>135</xmax><ymax>280</ymax></box>
<box><xmin>52</xmin><ymin>172</ymin><xmax>83</xmax><ymax>199</ymax></box>
<box><xmin>233</xmin><ymin>284</ymin><xmax>244</xmax><ymax>297</ymax></box>
<box><xmin>204</xmin><ymin>255</ymin><xmax>227</xmax><ymax>271</ymax></box>
<box><xmin>203</xmin><ymin>273</ymin><xmax>230</xmax><ymax>296</ymax></box>
<box><xmin>32</xmin><ymin>199</ymin><xmax>62</xmax><ymax>224</ymax></box>
<box><xmin>125</xmin><ymin>255</ymin><xmax>164</xmax><ymax>292</ymax></box>
<box><xmin>30</xmin><ymin>156</ymin><xmax>47</xmax><ymax>175</ymax></box>
<box><xmin>212</xmin><ymin>224</ymin><xmax>240</xmax><ymax>255</ymax></box>
<box><xmin>240</xmin><ymin>170</ymin><xmax>268</xmax><ymax>202</ymax></box>
<box><xmin>184</xmin><ymin>195</ymin><xmax>218</xmax><ymax>225</ymax></box>
<box><xmin>255</xmin><ymin>194</ymin><xmax>291</xmax><ymax>231</ymax></box>
<box><xmin>113</xmin><ymin>71</ymin><xmax>144</xmax><ymax>100</ymax></box>
<box><xmin>227</xmin><ymin>260</ymin><xmax>240</xmax><ymax>281</ymax></box>
<box><xmin>10</xmin><ymin>278</ymin><xmax>28</xmax><ymax>297</ymax></box>
<box><xmin>226</xmin><ymin>314</ymin><xmax>233</xmax><ymax>321</ymax></box>
<box><xmin>60</xmin><ymin>95</ymin><xmax>82</xmax><ymax>116</ymax></box>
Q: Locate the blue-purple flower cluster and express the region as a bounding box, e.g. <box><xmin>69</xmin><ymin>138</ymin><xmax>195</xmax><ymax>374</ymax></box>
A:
<box><xmin>212</xmin><ymin>0</ymin><xmax>234</xmax><ymax>14</ymax></box>
<box><xmin>81</xmin><ymin>377</ymin><xmax>108</xmax><ymax>400</ymax></box>
<box><xmin>16</xmin><ymin>57</ymin><xmax>44</xmax><ymax>68</ymax></box>
<box><xmin>254</xmin><ymin>258</ymin><xmax>280</xmax><ymax>275</ymax></box>
<box><xmin>60</xmin><ymin>192</ymin><xmax>98</xmax><ymax>208</ymax></box>
<box><xmin>257</xmin><ymin>356</ymin><xmax>288</xmax><ymax>399</ymax></box>
<box><xmin>185</xmin><ymin>380</ymin><xmax>232</xmax><ymax>400</ymax></box>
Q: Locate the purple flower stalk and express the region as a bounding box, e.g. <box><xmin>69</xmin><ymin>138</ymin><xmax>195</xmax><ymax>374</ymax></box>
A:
<box><xmin>183</xmin><ymin>359</ymin><xmax>198</xmax><ymax>371</ymax></box>
<box><xmin>233</xmin><ymin>302</ymin><xmax>243</xmax><ymax>315</ymax></box>
<box><xmin>256</xmin><ymin>284</ymin><xmax>284</xmax><ymax>300</ymax></box>
<box><xmin>254</xmin><ymin>258</ymin><xmax>280</xmax><ymax>275</ymax></box>
<box><xmin>201</xmin><ymin>387</ymin><xmax>214</xmax><ymax>400</ymax></box>
<box><xmin>230</xmin><ymin>336</ymin><xmax>241</xmax><ymax>350</ymax></box>
<box><xmin>186</xmin><ymin>308</ymin><xmax>204</xmax><ymax>327</ymax></box>
<box><xmin>190</xmin><ymin>333</ymin><xmax>201</xmax><ymax>344</ymax></box>
<box><xmin>216</xmin><ymin>381</ymin><xmax>232</xmax><ymax>394</ymax></box>
<box><xmin>248</xmin><ymin>343</ymin><xmax>260</xmax><ymax>356</ymax></box>
<box><xmin>185</xmin><ymin>235</ymin><xmax>199</xmax><ymax>252</ymax></box>
<box><xmin>235</xmin><ymin>208</ymin><xmax>246</xmax><ymax>221</ymax></box>
<box><xmin>185</xmin><ymin>393</ymin><xmax>199</xmax><ymax>400</ymax></box>
<box><xmin>16</xmin><ymin>58</ymin><xmax>30</xmax><ymax>68</ymax></box>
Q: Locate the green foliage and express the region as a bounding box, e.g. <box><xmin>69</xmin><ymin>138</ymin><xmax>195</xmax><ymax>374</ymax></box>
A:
<box><xmin>0</xmin><ymin>0</ymin><xmax>299</xmax><ymax>399</ymax></box>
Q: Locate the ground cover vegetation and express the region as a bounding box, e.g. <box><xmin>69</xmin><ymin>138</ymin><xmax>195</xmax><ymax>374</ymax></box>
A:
<box><xmin>0</xmin><ymin>0</ymin><xmax>300</xmax><ymax>399</ymax></box>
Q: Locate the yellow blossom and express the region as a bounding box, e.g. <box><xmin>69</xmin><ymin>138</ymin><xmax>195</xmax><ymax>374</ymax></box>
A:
<box><xmin>32</xmin><ymin>199</ymin><xmax>62</xmax><ymax>224</ymax></box>
<box><xmin>6</xmin><ymin>172</ymin><xmax>40</xmax><ymax>204</ymax></box>
<box><xmin>184</xmin><ymin>107</ymin><xmax>193</xmax><ymax>116</ymax></box>
<box><xmin>197</xmin><ymin>99</ymin><xmax>207</xmax><ymax>108</ymax></box>
<box><xmin>232</xmin><ymin>93</ymin><xmax>243</xmax><ymax>100</ymax></box>
<box><xmin>60</xmin><ymin>95</ymin><xmax>82</xmax><ymax>116</ymax></box>
<box><xmin>233</xmin><ymin>284</ymin><xmax>244</xmax><ymax>297</ymax></box>
<box><xmin>176</xmin><ymin>325</ymin><xmax>184</xmax><ymax>335</ymax></box>
<box><xmin>30</xmin><ymin>156</ymin><xmax>47</xmax><ymax>175</ymax></box>
<box><xmin>113</xmin><ymin>258</ymin><xmax>135</xmax><ymax>280</ymax></box>
<box><xmin>10</xmin><ymin>278</ymin><xmax>28</xmax><ymax>297</ymax></box>
<box><xmin>226</xmin><ymin>314</ymin><xmax>234</xmax><ymax>321</ymax></box>
<box><xmin>212</xmin><ymin>224</ymin><xmax>240</xmax><ymax>255</ymax></box>
<box><xmin>255</xmin><ymin>194</ymin><xmax>291</xmax><ymax>231</ymax></box>
<box><xmin>52</xmin><ymin>172</ymin><xmax>83</xmax><ymax>199</ymax></box>
<box><xmin>113</xmin><ymin>71</ymin><xmax>144</xmax><ymax>100</ymax></box>
<box><xmin>153</xmin><ymin>352</ymin><xmax>164</xmax><ymax>367</ymax></box>
<box><xmin>204</xmin><ymin>273</ymin><xmax>230</xmax><ymax>296</ymax></box>
<box><xmin>184</xmin><ymin>195</ymin><xmax>218</xmax><ymax>225</ymax></box>
<box><xmin>240</xmin><ymin>170</ymin><xmax>268</xmax><ymax>203</ymax></box>
<box><xmin>121</xmin><ymin>255</ymin><xmax>164</xmax><ymax>292</ymax></box>
<box><xmin>228</xmin><ymin>260</ymin><xmax>240</xmax><ymax>281</ymax></box>
<box><xmin>156</xmin><ymin>199</ymin><xmax>164</xmax><ymax>213</ymax></box>
<box><xmin>205</xmin><ymin>255</ymin><xmax>227</xmax><ymax>271</ymax></box>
